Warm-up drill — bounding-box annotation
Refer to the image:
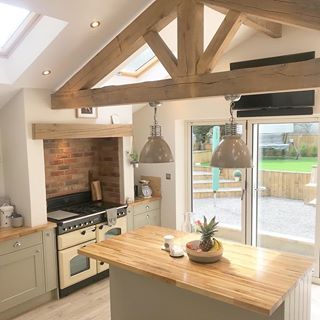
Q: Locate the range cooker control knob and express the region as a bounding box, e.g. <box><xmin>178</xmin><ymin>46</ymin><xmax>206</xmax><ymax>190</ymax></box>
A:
<box><xmin>85</xmin><ymin>222</ymin><xmax>89</xmax><ymax>225</ymax></box>
<box><xmin>90</xmin><ymin>221</ymin><xmax>94</xmax><ymax>224</ymax></box>
<box><xmin>63</xmin><ymin>228</ymin><xmax>67</xmax><ymax>232</ymax></box>
<box><xmin>79</xmin><ymin>223</ymin><xmax>83</xmax><ymax>227</ymax></box>
<box><xmin>69</xmin><ymin>226</ymin><xmax>73</xmax><ymax>230</ymax></box>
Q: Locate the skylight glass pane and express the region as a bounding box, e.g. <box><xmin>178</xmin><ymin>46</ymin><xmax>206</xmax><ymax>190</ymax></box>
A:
<box><xmin>0</xmin><ymin>3</ymin><xmax>30</xmax><ymax>49</ymax></box>
<box><xmin>122</xmin><ymin>48</ymin><xmax>155</xmax><ymax>72</ymax></box>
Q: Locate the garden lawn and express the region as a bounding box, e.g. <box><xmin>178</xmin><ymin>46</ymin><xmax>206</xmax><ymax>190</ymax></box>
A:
<box><xmin>200</xmin><ymin>157</ymin><xmax>318</xmax><ymax>172</ymax></box>
<box><xmin>259</xmin><ymin>157</ymin><xmax>317</xmax><ymax>173</ymax></box>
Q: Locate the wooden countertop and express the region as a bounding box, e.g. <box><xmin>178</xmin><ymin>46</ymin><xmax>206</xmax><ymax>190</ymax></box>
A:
<box><xmin>0</xmin><ymin>222</ymin><xmax>56</xmax><ymax>242</ymax></box>
<box><xmin>128</xmin><ymin>196</ymin><xmax>161</xmax><ymax>207</ymax></box>
<box><xmin>79</xmin><ymin>226</ymin><xmax>314</xmax><ymax>316</ymax></box>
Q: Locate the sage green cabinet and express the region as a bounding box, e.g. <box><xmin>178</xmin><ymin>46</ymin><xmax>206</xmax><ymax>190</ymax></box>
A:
<box><xmin>131</xmin><ymin>200</ymin><xmax>161</xmax><ymax>230</ymax></box>
<box><xmin>0</xmin><ymin>229</ymin><xmax>58</xmax><ymax>314</ymax></box>
<box><xmin>0</xmin><ymin>244</ymin><xmax>45</xmax><ymax>312</ymax></box>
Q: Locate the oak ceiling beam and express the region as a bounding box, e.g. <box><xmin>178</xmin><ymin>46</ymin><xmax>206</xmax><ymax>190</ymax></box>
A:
<box><xmin>52</xmin><ymin>58</ymin><xmax>320</xmax><ymax>108</ymax></box>
<box><xmin>177</xmin><ymin>0</ymin><xmax>204</xmax><ymax>75</ymax></box>
<box><xmin>208</xmin><ymin>5</ymin><xmax>282</xmax><ymax>38</ymax></box>
<box><xmin>144</xmin><ymin>31</ymin><xmax>179</xmax><ymax>79</ymax></box>
<box><xmin>56</xmin><ymin>0</ymin><xmax>180</xmax><ymax>93</ymax></box>
<box><xmin>244</xmin><ymin>16</ymin><xmax>282</xmax><ymax>38</ymax></box>
<box><xmin>202</xmin><ymin>0</ymin><xmax>320</xmax><ymax>31</ymax></box>
<box><xmin>197</xmin><ymin>10</ymin><xmax>243</xmax><ymax>74</ymax></box>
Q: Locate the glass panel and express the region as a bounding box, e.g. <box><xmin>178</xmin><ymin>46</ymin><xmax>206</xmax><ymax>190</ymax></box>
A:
<box><xmin>104</xmin><ymin>227</ymin><xmax>121</xmax><ymax>240</ymax></box>
<box><xmin>254</xmin><ymin>122</ymin><xmax>319</xmax><ymax>258</ymax></box>
<box><xmin>70</xmin><ymin>255</ymin><xmax>90</xmax><ymax>276</ymax></box>
<box><xmin>121</xmin><ymin>47</ymin><xmax>155</xmax><ymax>73</ymax></box>
<box><xmin>0</xmin><ymin>3</ymin><xmax>30</xmax><ymax>49</ymax></box>
<box><xmin>191</xmin><ymin>124</ymin><xmax>244</xmax><ymax>242</ymax></box>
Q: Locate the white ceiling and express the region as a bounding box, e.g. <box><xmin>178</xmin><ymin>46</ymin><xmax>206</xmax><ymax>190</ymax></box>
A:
<box><xmin>0</xmin><ymin>0</ymin><xmax>256</xmax><ymax>108</ymax></box>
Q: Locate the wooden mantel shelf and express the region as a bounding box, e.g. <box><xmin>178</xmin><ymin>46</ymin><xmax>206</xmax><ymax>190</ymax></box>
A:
<box><xmin>32</xmin><ymin>123</ymin><xmax>133</xmax><ymax>140</ymax></box>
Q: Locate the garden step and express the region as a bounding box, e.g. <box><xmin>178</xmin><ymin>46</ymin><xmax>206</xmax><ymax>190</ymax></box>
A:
<box><xmin>193</xmin><ymin>166</ymin><xmax>211</xmax><ymax>172</ymax></box>
<box><xmin>193</xmin><ymin>180</ymin><xmax>241</xmax><ymax>189</ymax></box>
<box><xmin>193</xmin><ymin>187</ymin><xmax>242</xmax><ymax>199</ymax></box>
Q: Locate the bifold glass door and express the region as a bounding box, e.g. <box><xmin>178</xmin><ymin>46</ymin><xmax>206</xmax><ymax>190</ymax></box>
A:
<box><xmin>251</xmin><ymin>121</ymin><xmax>320</xmax><ymax>276</ymax></box>
<box><xmin>190</xmin><ymin>123</ymin><xmax>247</xmax><ymax>243</ymax></box>
<box><xmin>189</xmin><ymin>119</ymin><xmax>320</xmax><ymax>278</ymax></box>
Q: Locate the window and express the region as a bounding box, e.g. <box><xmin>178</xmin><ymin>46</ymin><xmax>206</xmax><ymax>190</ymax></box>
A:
<box><xmin>119</xmin><ymin>47</ymin><xmax>157</xmax><ymax>77</ymax></box>
<box><xmin>0</xmin><ymin>3</ymin><xmax>39</xmax><ymax>57</ymax></box>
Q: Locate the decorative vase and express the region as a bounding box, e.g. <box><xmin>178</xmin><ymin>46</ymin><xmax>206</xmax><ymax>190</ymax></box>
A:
<box><xmin>181</xmin><ymin>212</ymin><xmax>194</xmax><ymax>233</ymax></box>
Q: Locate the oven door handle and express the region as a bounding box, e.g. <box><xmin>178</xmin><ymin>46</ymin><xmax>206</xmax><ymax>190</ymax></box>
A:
<box><xmin>92</xmin><ymin>227</ymin><xmax>96</xmax><ymax>232</ymax></box>
<box><xmin>81</xmin><ymin>230</ymin><xmax>86</xmax><ymax>235</ymax></box>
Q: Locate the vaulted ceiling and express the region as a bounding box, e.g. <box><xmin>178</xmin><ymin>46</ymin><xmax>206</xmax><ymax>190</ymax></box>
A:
<box><xmin>0</xmin><ymin>0</ymin><xmax>256</xmax><ymax>108</ymax></box>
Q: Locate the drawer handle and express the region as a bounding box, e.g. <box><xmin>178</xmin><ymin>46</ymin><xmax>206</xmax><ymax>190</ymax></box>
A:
<box><xmin>146</xmin><ymin>205</ymin><xmax>150</xmax><ymax>210</ymax></box>
<box><xmin>13</xmin><ymin>241</ymin><xmax>21</xmax><ymax>248</ymax></box>
<box><xmin>92</xmin><ymin>227</ymin><xmax>96</xmax><ymax>232</ymax></box>
<box><xmin>99</xmin><ymin>225</ymin><xmax>104</xmax><ymax>230</ymax></box>
<box><xmin>100</xmin><ymin>262</ymin><xmax>105</xmax><ymax>266</ymax></box>
<box><xmin>81</xmin><ymin>230</ymin><xmax>86</xmax><ymax>235</ymax></box>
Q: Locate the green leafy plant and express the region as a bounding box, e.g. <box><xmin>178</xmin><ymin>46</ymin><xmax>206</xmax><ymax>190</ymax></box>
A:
<box><xmin>233</xmin><ymin>169</ymin><xmax>242</xmax><ymax>179</ymax></box>
<box><xmin>300</xmin><ymin>144</ymin><xmax>308</xmax><ymax>157</ymax></box>
<box><xmin>128</xmin><ymin>151</ymin><xmax>139</xmax><ymax>163</ymax></box>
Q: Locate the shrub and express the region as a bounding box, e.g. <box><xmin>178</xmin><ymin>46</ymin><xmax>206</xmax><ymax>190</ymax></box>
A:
<box><xmin>300</xmin><ymin>144</ymin><xmax>308</xmax><ymax>157</ymax></box>
<box><xmin>311</xmin><ymin>145</ymin><xmax>318</xmax><ymax>157</ymax></box>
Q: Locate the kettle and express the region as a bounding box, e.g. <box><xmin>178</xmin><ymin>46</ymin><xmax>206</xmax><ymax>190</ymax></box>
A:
<box><xmin>0</xmin><ymin>205</ymin><xmax>14</xmax><ymax>228</ymax></box>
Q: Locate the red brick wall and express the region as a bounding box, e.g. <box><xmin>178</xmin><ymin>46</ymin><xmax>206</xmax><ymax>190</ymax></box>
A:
<box><xmin>44</xmin><ymin>138</ymin><xmax>121</xmax><ymax>202</ymax></box>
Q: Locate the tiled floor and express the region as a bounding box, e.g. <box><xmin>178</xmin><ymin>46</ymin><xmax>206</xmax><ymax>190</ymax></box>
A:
<box><xmin>11</xmin><ymin>279</ymin><xmax>320</xmax><ymax>320</ymax></box>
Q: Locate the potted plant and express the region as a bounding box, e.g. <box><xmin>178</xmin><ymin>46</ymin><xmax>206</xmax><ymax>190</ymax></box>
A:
<box><xmin>127</xmin><ymin>151</ymin><xmax>139</xmax><ymax>168</ymax></box>
<box><xmin>186</xmin><ymin>216</ymin><xmax>223</xmax><ymax>263</ymax></box>
<box><xmin>233</xmin><ymin>169</ymin><xmax>242</xmax><ymax>181</ymax></box>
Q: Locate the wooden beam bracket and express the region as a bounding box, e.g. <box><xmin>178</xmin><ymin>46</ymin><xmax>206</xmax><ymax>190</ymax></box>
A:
<box><xmin>144</xmin><ymin>31</ymin><xmax>179</xmax><ymax>79</ymax></box>
<box><xmin>197</xmin><ymin>9</ymin><xmax>243</xmax><ymax>74</ymax></box>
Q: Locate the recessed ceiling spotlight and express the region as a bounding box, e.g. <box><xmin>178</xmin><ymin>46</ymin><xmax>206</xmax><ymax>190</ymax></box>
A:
<box><xmin>42</xmin><ymin>70</ymin><xmax>51</xmax><ymax>76</ymax></box>
<box><xmin>90</xmin><ymin>20</ymin><xmax>101</xmax><ymax>29</ymax></box>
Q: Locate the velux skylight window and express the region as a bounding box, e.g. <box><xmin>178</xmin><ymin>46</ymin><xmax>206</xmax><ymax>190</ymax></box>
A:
<box><xmin>119</xmin><ymin>47</ymin><xmax>157</xmax><ymax>77</ymax></box>
<box><xmin>0</xmin><ymin>2</ymin><xmax>39</xmax><ymax>57</ymax></box>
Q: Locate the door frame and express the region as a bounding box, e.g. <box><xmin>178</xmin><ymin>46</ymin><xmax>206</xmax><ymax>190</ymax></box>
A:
<box><xmin>185</xmin><ymin>119</ymin><xmax>249</xmax><ymax>244</ymax></box>
<box><xmin>246</xmin><ymin>115</ymin><xmax>320</xmax><ymax>279</ymax></box>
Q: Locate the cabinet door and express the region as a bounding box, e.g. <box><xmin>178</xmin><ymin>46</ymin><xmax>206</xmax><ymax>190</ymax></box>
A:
<box><xmin>133</xmin><ymin>212</ymin><xmax>147</xmax><ymax>229</ymax></box>
<box><xmin>149</xmin><ymin>209</ymin><xmax>161</xmax><ymax>226</ymax></box>
<box><xmin>0</xmin><ymin>245</ymin><xmax>45</xmax><ymax>312</ymax></box>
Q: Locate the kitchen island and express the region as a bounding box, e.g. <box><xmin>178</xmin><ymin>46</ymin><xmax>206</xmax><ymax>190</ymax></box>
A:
<box><xmin>79</xmin><ymin>226</ymin><xmax>314</xmax><ymax>320</ymax></box>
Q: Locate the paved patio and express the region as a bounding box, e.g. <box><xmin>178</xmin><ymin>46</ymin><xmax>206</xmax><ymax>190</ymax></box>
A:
<box><xmin>193</xmin><ymin>196</ymin><xmax>316</xmax><ymax>241</ymax></box>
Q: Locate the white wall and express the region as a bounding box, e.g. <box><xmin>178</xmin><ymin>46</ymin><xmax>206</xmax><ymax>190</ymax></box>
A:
<box><xmin>0</xmin><ymin>90</ymin><xmax>34</xmax><ymax>225</ymax></box>
<box><xmin>0</xmin><ymin>88</ymin><xmax>134</xmax><ymax>226</ymax></box>
<box><xmin>133</xmin><ymin>26</ymin><xmax>320</xmax><ymax>229</ymax></box>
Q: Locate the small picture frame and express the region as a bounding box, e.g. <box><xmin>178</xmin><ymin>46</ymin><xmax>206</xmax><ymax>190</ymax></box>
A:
<box><xmin>76</xmin><ymin>107</ymin><xmax>97</xmax><ymax>119</ymax></box>
<box><xmin>111</xmin><ymin>114</ymin><xmax>120</xmax><ymax>124</ymax></box>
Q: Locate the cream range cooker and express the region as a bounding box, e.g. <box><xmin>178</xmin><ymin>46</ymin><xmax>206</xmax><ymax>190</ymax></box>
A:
<box><xmin>47</xmin><ymin>192</ymin><xmax>127</xmax><ymax>297</ymax></box>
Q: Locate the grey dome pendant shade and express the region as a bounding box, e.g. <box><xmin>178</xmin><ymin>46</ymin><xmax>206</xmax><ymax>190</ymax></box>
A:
<box><xmin>211</xmin><ymin>95</ymin><xmax>252</xmax><ymax>169</ymax></box>
<box><xmin>139</xmin><ymin>102</ymin><xmax>174</xmax><ymax>163</ymax></box>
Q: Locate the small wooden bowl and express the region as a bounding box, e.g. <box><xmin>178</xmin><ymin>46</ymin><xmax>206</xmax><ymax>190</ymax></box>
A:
<box><xmin>186</xmin><ymin>240</ymin><xmax>223</xmax><ymax>264</ymax></box>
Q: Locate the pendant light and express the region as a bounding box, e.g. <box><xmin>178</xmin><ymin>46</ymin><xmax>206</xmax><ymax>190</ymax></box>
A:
<box><xmin>139</xmin><ymin>101</ymin><xmax>174</xmax><ymax>163</ymax></box>
<box><xmin>211</xmin><ymin>95</ymin><xmax>252</xmax><ymax>168</ymax></box>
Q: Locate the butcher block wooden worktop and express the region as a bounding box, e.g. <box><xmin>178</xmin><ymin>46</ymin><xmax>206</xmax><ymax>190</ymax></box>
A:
<box><xmin>79</xmin><ymin>226</ymin><xmax>314</xmax><ymax>316</ymax></box>
<box><xmin>0</xmin><ymin>222</ymin><xmax>56</xmax><ymax>242</ymax></box>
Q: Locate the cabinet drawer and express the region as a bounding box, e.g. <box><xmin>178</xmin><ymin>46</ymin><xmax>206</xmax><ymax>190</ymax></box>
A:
<box><xmin>134</xmin><ymin>200</ymin><xmax>160</xmax><ymax>215</ymax></box>
<box><xmin>133</xmin><ymin>209</ymin><xmax>161</xmax><ymax>229</ymax></box>
<box><xmin>57</xmin><ymin>226</ymin><xmax>96</xmax><ymax>250</ymax></box>
<box><xmin>0</xmin><ymin>232</ymin><xmax>42</xmax><ymax>256</ymax></box>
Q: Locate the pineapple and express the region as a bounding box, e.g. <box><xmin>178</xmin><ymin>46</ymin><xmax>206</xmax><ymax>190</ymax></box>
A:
<box><xmin>199</xmin><ymin>216</ymin><xmax>219</xmax><ymax>252</ymax></box>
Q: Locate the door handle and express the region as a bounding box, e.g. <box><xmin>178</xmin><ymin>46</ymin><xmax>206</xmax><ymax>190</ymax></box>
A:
<box><xmin>81</xmin><ymin>230</ymin><xmax>86</xmax><ymax>235</ymax></box>
<box><xmin>92</xmin><ymin>227</ymin><xmax>96</xmax><ymax>232</ymax></box>
<box><xmin>241</xmin><ymin>189</ymin><xmax>245</xmax><ymax>201</ymax></box>
<box><xmin>13</xmin><ymin>241</ymin><xmax>21</xmax><ymax>248</ymax></box>
<box><xmin>99</xmin><ymin>225</ymin><xmax>104</xmax><ymax>230</ymax></box>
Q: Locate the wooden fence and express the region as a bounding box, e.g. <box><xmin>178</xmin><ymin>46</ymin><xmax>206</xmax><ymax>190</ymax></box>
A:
<box><xmin>261</xmin><ymin>171</ymin><xmax>311</xmax><ymax>200</ymax></box>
